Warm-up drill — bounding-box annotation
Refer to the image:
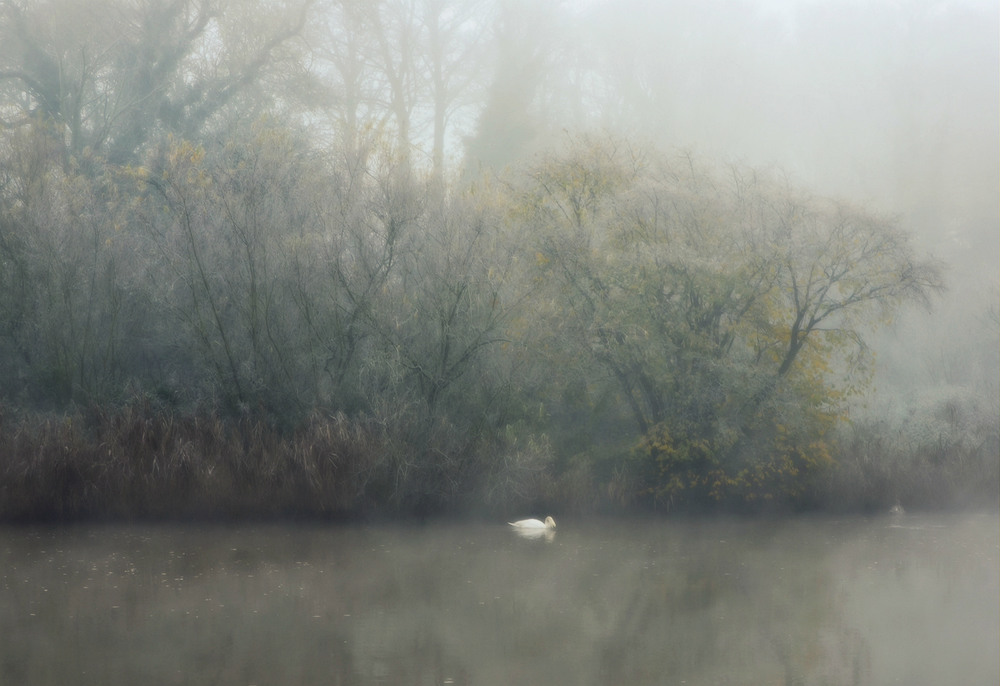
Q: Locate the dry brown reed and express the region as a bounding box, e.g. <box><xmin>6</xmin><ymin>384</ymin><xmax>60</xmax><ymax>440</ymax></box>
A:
<box><xmin>0</xmin><ymin>400</ymin><xmax>524</xmax><ymax>522</ymax></box>
<box><xmin>5</xmin><ymin>396</ymin><xmax>993</xmax><ymax>522</ymax></box>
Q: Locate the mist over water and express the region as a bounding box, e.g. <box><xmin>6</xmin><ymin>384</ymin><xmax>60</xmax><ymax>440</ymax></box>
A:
<box><xmin>0</xmin><ymin>4</ymin><xmax>997</xmax><ymax>681</ymax></box>
<box><xmin>2</xmin><ymin>514</ymin><xmax>996</xmax><ymax>685</ymax></box>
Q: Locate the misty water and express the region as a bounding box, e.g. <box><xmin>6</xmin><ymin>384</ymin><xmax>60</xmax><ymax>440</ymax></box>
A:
<box><xmin>1</xmin><ymin>514</ymin><xmax>996</xmax><ymax>686</ymax></box>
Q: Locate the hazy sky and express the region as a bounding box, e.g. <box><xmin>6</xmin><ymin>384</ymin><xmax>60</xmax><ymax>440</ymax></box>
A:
<box><xmin>575</xmin><ymin>0</ymin><xmax>997</xmax><ymax>270</ymax></box>
<box><xmin>565</xmin><ymin>0</ymin><xmax>997</xmax><ymax>394</ymax></box>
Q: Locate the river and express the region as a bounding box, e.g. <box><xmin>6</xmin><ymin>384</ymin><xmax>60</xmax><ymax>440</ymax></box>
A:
<box><xmin>1</xmin><ymin>512</ymin><xmax>996</xmax><ymax>685</ymax></box>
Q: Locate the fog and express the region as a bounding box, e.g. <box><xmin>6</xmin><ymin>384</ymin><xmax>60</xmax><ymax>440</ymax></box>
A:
<box><xmin>444</xmin><ymin>0</ymin><xmax>1000</xmax><ymax>400</ymax></box>
<box><xmin>430</xmin><ymin>0</ymin><xmax>1000</xmax><ymax>451</ymax></box>
<box><xmin>422</xmin><ymin>0</ymin><xmax>998</xmax><ymax>386</ymax></box>
<box><xmin>487</xmin><ymin>0</ymin><xmax>1000</xmax><ymax>433</ymax></box>
<box><xmin>1</xmin><ymin>6</ymin><xmax>996</xmax><ymax>683</ymax></box>
<box><xmin>3</xmin><ymin>515</ymin><xmax>997</xmax><ymax>684</ymax></box>
<box><xmin>568</xmin><ymin>0</ymin><xmax>999</xmax><ymax>392</ymax></box>
<box><xmin>0</xmin><ymin>0</ymin><xmax>996</xmax><ymax>517</ymax></box>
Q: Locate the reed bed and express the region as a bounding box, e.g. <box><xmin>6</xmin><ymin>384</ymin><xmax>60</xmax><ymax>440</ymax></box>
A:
<box><xmin>0</xmin><ymin>400</ymin><xmax>516</xmax><ymax>522</ymax></box>
<box><xmin>2</xmin><ymin>397</ymin><xmax>995</xmax><ymax>522</ymax></box>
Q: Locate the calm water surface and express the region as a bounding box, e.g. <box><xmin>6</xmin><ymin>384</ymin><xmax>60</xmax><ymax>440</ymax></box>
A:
<box><xmin>1</xmin><ymin>513</ymin><xmax>997</xmax><ymax>685</ymax></box>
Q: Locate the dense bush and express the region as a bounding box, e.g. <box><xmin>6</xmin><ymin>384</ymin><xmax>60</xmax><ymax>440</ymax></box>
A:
<box><xmin>820</xmin><ymin>388</ymin><xmax>1000</xmax><ymax>511</ymax></box>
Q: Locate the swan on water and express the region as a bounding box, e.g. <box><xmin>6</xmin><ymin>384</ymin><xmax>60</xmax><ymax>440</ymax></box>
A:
<box><xmin>508</xmin><ymin>516</ymin><xmax>556</xmax><ymax>529</ymax></box>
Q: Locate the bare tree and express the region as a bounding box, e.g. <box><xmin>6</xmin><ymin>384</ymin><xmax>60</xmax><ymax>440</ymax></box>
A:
<box><xmin>0</xmin><ymin>0</ymin><xmax>314</xmax><ymax>166</ymax></box>
<box><xmin>313</xmin><ymin>0</ymin><xmax>491</xmax><ymax>179</ymax></box>
<box><xmin>513</xmin><ymin>136</ymin><xmax>944</xmax><ymax>504</ymax></box>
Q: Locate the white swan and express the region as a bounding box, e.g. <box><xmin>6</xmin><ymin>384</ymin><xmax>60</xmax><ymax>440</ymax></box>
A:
<box><xmin>508</xmin><ymin>516</ymin><xmax>556</xmax><ymax>530</ymax></box>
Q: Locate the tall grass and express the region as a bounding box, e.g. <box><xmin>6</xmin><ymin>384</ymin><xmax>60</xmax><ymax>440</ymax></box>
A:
<box><xmin>3</xmin><ymin>389</ymin><xmax>996</xmax><ymax>522</ymax></box>
<box><xmin>0</xmin><ymin>399</ymin><xmax>553</xmax><ymax>522</ymax></box>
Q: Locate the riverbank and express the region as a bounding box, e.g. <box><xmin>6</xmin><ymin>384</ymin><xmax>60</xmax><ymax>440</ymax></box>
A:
<box><xmin>1</xmin><ymin>403</ymin><xmax>997</xmax><ymax>523</ymax></box>
<box><xmin>0</xmin><ymin>401</ymin><xmax>561</xmax><ymax>522</ymax></box>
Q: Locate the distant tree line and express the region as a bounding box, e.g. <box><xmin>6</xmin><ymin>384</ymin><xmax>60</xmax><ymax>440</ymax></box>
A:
<box><xmin>0</xmin><ymin>0</ymin><xmax>994</xmax><ymax>519</ymax></box>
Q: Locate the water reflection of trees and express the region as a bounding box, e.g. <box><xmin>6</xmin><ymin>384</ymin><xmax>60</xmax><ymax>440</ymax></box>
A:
<box><xmin>574</xmin><ymin>523</ymin><xmax>875</xmax><ymax>685</ymax></box>
<box><xmin>0</xmin><ymin>517</ymin><xmax>996</xmax><ymax>685</ymax></box>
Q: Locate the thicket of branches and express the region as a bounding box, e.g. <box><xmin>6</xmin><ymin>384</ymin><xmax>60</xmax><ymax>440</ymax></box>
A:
<box><xmin>0</xmin><ymin>0</ymin><xmax>994</xmax><ymax>519</ymax></box>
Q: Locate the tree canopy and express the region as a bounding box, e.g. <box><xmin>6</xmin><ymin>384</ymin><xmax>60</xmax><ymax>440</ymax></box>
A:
<box><xmin>513</xmin><ymin>136</ymin><xmax>943</xmax><ymax>507</ymax></box>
